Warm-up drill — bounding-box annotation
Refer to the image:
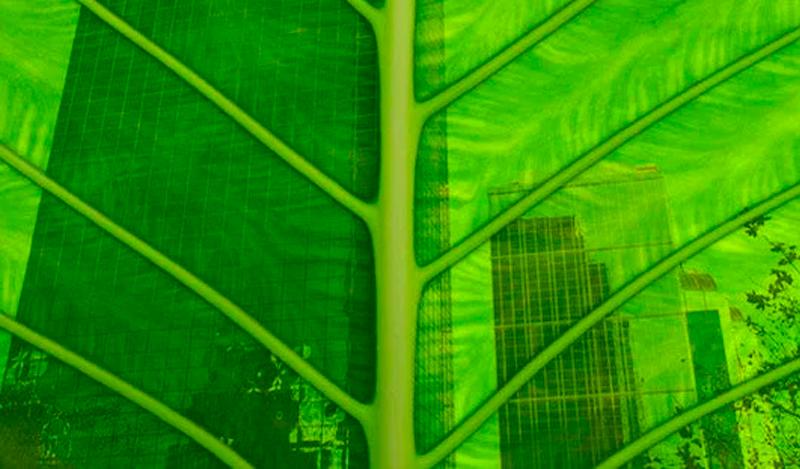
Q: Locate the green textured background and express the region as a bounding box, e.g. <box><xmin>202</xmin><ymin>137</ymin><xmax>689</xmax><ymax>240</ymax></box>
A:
<box><xmin>3</xmin><ymin>0</ymin><xmax>800</xmax><ymax>467</ymax></box>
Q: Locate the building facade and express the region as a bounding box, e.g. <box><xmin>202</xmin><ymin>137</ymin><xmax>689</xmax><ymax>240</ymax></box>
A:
<box><xmin>680</xmin><ymin>270</ymin><xmax>746</xmax><ymax>468</ymax></box>
<box><xmin>1</xmin><ymin>1</ymin><xmax>379</xmax><ymax>466</ymax></box>
<box><xmin>490</xmin><ymin>215</ymin><xmax>639</xmax><ymax>467</ymax></box>
<box><xmin>487</xmin><ymin>164</ymin><xmax>701</xmax><ymax>467</ymax></box>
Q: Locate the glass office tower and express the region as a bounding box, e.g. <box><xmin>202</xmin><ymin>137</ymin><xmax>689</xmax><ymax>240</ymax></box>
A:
<box><xmin>490</xmin><ymin>215</ymin><xmax>639</xmax><ymax>467</ymax></box>
<box><xmin>487</xmin><ymin>164</ymin><xmax>699</xmax><ymax>468</ymax></box>
<box><xmin>1</xmin><ymin>1</ymin><xmax>377</xmax><ymax>466</ymax></box>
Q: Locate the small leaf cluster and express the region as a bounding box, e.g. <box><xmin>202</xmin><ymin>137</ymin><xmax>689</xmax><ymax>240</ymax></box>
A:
<box><xmin>739</xmin><ymin>216</ymin><xmax>800</xmax><ymax>465</ymax></box>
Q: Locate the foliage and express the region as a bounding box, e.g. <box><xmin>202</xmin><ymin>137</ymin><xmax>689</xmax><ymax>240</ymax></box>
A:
<box><xmin>182</xmin><ymin>344</ymin><xmax>358</xmax><ymax>466</ymax></box>
<box><xmin>0</xmin><ymin>349</ymin><xmax>72</xmax><ymax>467</ymax></box>
<box><xmin>737</xmin><ymin>217</ymin><xmax>800</xmax><ymax>466</ymax></box>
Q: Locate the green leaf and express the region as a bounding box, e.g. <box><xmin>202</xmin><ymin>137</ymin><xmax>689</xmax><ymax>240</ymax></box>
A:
<box><xmin>2</xmin><ymin>0</ymin><xmax>800</xmax><ymax>468</ymax></box>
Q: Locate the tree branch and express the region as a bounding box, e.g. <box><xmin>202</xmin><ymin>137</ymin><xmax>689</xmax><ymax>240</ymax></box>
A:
<box><xmin>75</xmin><ymin>0</ymin><xmax>375</xmax><ymax>223</ymax></box>
<box><xmin>596</xmin><ymin>357</ymin><xmax>800</xmax><ymax>469</ymax></box>
<box><xmin>0</xmin><ymin>312</ymin><xmax>254</xmax><ymax>468</ymax></box>
<box><xmin>417</xmin><ymin>182</ymin><xmax>800</xmax><ymax>468</ymax></box>
<box><xmin>763</xmin><ymin>394</ymin><xmax>800</xmax><ymax>421</ymax></box>
<box><xmin>417</xmin><ymin>0</ymin><xmax>597</xmax><ymax>120</ymax></box>
<box><xmin>0</xmin><ymin>144</ymin><xmax>371</xmax><ymax>424</ymax></box>
<box><xmin>418</xmin><ymin>25</ymin><xmax>800</xmax><ymax>286</ymax></box>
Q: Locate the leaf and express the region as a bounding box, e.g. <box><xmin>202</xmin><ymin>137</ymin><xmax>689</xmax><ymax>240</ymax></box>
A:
<box><xmin>744</xmin><ymin>215</ymin><xmax>770</xmax><ymax>237</ymax></box>
<box><xmin>2</xmin><ymin>0</ymin><xmax>800</xmax><ymax>468</ymax></box>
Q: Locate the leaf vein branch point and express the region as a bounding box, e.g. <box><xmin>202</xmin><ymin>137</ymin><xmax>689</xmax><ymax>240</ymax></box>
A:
<box><xmin>417</xmin><ymin>0</ymin><xmax>597</xmax><ymax>120</ymax></box>
<box><xmin>346</xmin><ymin>0</ymin><xmax>382</xmax><ymax>26</ymax></box>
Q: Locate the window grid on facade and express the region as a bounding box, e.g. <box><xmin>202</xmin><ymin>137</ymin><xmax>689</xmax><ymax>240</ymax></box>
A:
<box><xmin>491</xmin><ymin>216</ymin><xmax>639</xmax><ymax>468</ymax></box>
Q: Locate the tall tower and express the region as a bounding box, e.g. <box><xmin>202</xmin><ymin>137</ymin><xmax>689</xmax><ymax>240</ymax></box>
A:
<box><xmin>487</xmin><ymin>164</ymin><xmax>698</xmax><ymax>467</ymax></box>
<box><xmin>489</xmin><ymin>215</ymin><xmax>639</xmax><ymax>467</ymax></box>
<box><xmin>1</xmin><ymin>1</ymin><xmax>378</xmax><ymax>467</ymax></box>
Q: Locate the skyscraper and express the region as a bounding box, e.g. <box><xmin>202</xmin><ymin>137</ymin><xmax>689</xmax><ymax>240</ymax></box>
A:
<box><xmin>487</xmin><ymin>164</ymin><xmax>699</xmax><ymax>467</ymax></box>
<box><xmin>1</xmin><ymin>1</ymin><xmax>378</xmax><ymax>466</ymax></box>
<box><xmin>489</xmin><ymin>215</ymin><xmax>639</xmax><ymax>467</ymax></box>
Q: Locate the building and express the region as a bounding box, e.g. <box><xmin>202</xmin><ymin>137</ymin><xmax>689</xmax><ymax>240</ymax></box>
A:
<box><xmin>413</xmin><ymin>1</ymin><xmax>457</xmax><ymax>464</ymax></box>
<box><xmin>680</xmin><ymin>270</ymin><xmax>746</xmax><ymax>469</ymax></box>
<box><xmin>1</xmin><ymin>1</ymin><xmax>379</xmax><ymax>466</ymax></box>
<box><xmin>487</xmin><ymin>164</ymin><xmax>700</xmax><ymax>467</ymax></box>
<box><xmin>489</xmin><ymin>215</ymin><xmax>639</xmax><ymax>467</ymax></box>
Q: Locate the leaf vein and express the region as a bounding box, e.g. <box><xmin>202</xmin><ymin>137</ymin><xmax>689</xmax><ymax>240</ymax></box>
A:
<box><xmin>419</xmin><ymin>24</ymin><xmax>800</xmax><ymax>286</ymax></box>
<box><xmin>418</xmin><ymin>181</ymin><xmax>800</xmax><ymax>468</ymax></box>
<box><xmin>0</xmin><ymin>143</ymin><xmax>371</xmax><ymax>424</ymax></box>
<box><xmin>597</xmin><ymin>357</ymin><xmax>800</xmax><ymax>468</ymax></box>
<box><xmin>0</xmin><ymin>312</ymin><xmax>254</xmax><ymax>468</ymax></box>
<box><xmin>75</xmin><ymin>0</ymin><xmax>376</xmax><ymax>223</ymax></box>
<box><xmin>417</xmin><ymin>0</ymin><xmax>597</xmax><ymax>118</ymax></box>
